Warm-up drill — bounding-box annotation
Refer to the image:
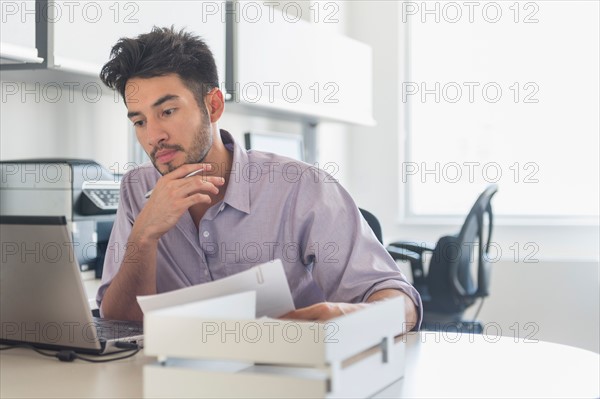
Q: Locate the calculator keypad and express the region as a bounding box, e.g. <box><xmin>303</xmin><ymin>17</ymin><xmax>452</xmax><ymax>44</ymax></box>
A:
<box><xmin>84</xmin><ymin>188</ymin><xmax>120</xmax><ymax>210</ymax></box>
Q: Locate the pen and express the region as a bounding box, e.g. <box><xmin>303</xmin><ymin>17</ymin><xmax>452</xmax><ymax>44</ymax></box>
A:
<box><xmin>144</xmin><ymin>168</ymin><xmax>205</xmax><ymax>199</ymax></box>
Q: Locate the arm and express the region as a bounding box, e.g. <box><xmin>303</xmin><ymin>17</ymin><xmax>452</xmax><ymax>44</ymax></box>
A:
<box><xmin>282</xmin><ymin>289</ymin><xmax>418</xmax><ymax>331</ymax></box>
<box><xmin>100</xmin><ymin>227</ymin><xmax>159</xmax><ymax>321</ymax></box>
<box><xmin>100</xmin><ymin>163</ymin><xmax>224</xmax><ymax>321</ymax></box>
<box><xmin>280</xmin><ymin>171</ymin><xmax>422</xmax><ymax>329</ymax></box>
<box><xmin>366</xmin><ymin>289</ymin><xmax>418</xmax><ymax>331</ymax></box>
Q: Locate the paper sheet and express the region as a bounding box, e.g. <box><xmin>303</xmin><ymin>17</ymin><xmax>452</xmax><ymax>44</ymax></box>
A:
<box><xmin>137</xmin><ymin>259</ymin><xmax>295</xmax><ymax>318</ymax></box>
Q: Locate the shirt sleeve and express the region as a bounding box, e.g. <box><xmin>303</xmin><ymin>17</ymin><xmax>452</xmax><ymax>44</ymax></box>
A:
<box><xmin>290</xmin><ymin>169</ymin><xmax>423</xmax><ymax>328</ymax></box>
<box><xmin>95</xmin><ymin>174</ymin><xmax>136</xmax><ymax>309</ymax></box>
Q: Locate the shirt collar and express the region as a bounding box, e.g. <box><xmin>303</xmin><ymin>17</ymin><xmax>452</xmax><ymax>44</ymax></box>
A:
<box><xmin>220</xmin><ymin>129</ymin><xmax>251</xmax><ymax>215</ymax></box>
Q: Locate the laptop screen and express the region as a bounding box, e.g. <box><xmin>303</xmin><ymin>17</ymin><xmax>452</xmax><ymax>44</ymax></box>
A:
<box><xmin>0</xmin><ymin>216</ymin><xmax>102</xmax><ymax>352</ymax></box>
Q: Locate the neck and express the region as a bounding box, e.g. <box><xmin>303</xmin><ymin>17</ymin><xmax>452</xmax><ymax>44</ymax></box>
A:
<box><xmin>203</xmin><ymin>128</ymin><xmax>233</xmax><ymax>180</ymax></box>
<box><xmin>189</xmin><ymin>128</ymin><xmax>233</xmax><ymax>226</ymax></box>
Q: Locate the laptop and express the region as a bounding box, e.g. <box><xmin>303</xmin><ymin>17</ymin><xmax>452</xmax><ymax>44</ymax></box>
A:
<box><xmin>0</xmin><ymin>215</ymin><xmax>143</xmax><ymax>354</ymax></box>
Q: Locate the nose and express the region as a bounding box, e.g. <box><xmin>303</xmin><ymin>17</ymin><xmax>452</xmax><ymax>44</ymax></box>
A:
<box><xmin>146</xmin><ymin>118</ymin><xmax>169</xmax><ymax>148</ymax></box>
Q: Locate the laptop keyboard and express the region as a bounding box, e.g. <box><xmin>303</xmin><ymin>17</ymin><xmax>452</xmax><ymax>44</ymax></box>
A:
<box><xmin>93</xmin><ymin>318</ymin><xmax>143</xmax><ymax>341</ymax></box>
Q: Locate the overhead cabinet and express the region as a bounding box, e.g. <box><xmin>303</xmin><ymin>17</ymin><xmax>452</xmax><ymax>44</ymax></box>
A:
<box><xmin>1</xmin><ymin>1</ymin><xmax>226</xmax><ymax>85</ymax></box>
<box><xmin>1</xmin><ymin>1</ymin><xmax>374</xmax><ymax>125</ymax></box>
<box><xmin>51</xmin><ymin>1</ymin><xmax>226</xmax><ymax>78</ymax></box>
<box><xmin>0</xmin><ymin>1</ymin><xmax>42</xmax><ymax>64</ymax></box>
<box><xmin>230</xmin><ymin>9</ymin><xmax>374</xmax><ymax>126</ymax></box>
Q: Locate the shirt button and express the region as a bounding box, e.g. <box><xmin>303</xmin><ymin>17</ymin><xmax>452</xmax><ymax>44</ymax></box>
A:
<box><xmin>203</xmin><ymin>231</ymin><xmax>210</xmax><ymax>238</ymax></box>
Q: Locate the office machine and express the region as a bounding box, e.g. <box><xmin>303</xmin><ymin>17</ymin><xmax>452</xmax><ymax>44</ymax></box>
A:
<box><xmin>0</xmin><ymin>159</ymin><xmax>120</xmax><ymax>276</ymax></box>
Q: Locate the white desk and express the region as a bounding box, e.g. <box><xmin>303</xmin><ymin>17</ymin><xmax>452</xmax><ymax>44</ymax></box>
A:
<box><xmin>1</xmin><ymin>332</ymin><xmax>598</xmax><ymax>398</ymax></box>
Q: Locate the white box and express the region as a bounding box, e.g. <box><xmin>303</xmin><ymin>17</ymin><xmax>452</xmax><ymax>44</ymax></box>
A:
<box><xmin>143</xmin><ymin>294</ymin><xmax>407</xmax><ymax>398</ymax></box>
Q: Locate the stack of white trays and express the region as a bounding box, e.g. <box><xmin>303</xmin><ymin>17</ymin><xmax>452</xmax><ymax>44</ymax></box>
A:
<box><xmin>143</xmin><ymin>292</ymin><xmax>407</xmax><ymax>398</ymax></box>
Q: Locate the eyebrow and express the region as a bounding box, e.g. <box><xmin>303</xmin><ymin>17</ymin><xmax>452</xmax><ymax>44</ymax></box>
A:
<box><xmin>127</xmin><ymin>94</ymin><xmax>180</xmax><ymax>119</ymax></box>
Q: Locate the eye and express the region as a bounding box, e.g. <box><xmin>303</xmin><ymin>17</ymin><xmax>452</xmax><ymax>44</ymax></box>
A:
<box><xmin>132</xmin><ymin>120</ymin><xmax>145</xmax><ymax>127</ymax></box>
<box><xmin>163</xmin><ymin>108</ymin><xmax>176</xmax><ymax>116</ymax></box>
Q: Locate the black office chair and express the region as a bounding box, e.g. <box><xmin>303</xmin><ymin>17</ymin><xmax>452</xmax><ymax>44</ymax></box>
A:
<box><xmin>387</xmin><ymin>184</ymin><xmax>498</xmax><ymax>333</ymax></box>
<box><xmin>359</xmin><ymin>208</ymin><xmax>383</xmax><ymax>244</ymax></box>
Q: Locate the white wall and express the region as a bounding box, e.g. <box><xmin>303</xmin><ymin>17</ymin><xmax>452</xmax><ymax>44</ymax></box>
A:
<box><xmin>0</xmin><ymin>75</ymin><xmax>129</xmax><ymax>169</ymax></box>
<box><xmin>343</xmin><ymin>1</ymin><xmax>599</xmax><ymax>353</ymax></box>
<box><xmin>0</xmin><ymin>77</ymin><xmax>342</xmax><ymax>178</ymax></box>
<box><xmin>473</xmin><ymin>260</ymin><xmax>599</xmax><ymax>354</ymax></box>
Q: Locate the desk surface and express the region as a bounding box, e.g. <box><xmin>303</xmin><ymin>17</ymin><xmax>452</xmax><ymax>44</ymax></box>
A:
<box><xmin>1</xmin><ymin>332</ymin><xmax>598</xmax><ymax>398</ymax></box>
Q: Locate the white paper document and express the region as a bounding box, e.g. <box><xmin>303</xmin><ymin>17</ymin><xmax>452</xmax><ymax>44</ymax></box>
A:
<box><xmin>137</xmin><ymin>259</ymin><xmax>295</xmax><ymax>317</ymax></box>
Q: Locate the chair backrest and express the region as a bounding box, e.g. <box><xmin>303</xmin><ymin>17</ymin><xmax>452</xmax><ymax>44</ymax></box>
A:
<box><xmin>359</xmin><ymin>208</ymin><xmax>383</xmax><ymax>244</ymax></box>
<box><xmin>426</xmin><ymin>185</ymin><xmax>498</xmax><ymax>313</ymax></box>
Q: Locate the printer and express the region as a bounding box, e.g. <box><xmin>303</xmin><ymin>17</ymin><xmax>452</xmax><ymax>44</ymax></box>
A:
<box><xmin>0</xmin><ymin>159</ymin><xmax>121</xmax><ymax>277</ymax></box>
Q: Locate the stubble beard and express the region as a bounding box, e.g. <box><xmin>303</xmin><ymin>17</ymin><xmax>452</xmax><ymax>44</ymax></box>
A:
<box><xmin>152</xmin><ymin>119</ymin><xmax>213</xmax><ymax>175</ymax></box>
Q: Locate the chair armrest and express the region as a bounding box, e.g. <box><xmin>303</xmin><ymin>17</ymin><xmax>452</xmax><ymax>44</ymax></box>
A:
<box><xmin>386</xmin><ymin>245</ymin><xmax>428</xmax><ymax>291</ymax></box>
<box><xmin>388</xmin><ymin>241</ymin><xmax>435</xmax><ymax>255</ymax></box>
<box><xmin>386</xmin><ymin>246</ymin><xmax>420</xmax><ymax>263</ymax></box>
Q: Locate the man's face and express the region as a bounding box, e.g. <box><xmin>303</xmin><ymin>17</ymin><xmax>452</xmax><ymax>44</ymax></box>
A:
<box><xmin>125</xmin><ymin>74</ymin><xmax>212</xmax><ymax>175</ymax></box>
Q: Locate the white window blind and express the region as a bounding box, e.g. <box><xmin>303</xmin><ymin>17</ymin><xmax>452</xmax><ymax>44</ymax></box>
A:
<box><xmin>403</xmin><ymin>0</ymin><xmax>599</xmax><ymax>219</ymax></box>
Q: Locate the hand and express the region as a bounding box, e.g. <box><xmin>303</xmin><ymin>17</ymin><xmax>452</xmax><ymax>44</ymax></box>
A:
<box><xmin>132</xmin><ymin>163</ymin><xmax>225</xmax><ymax>241</ymax></box>
<box><xmin>281</xmin><ymin>302</ymin><xmax>368</xmax><ymax>322</ymax></box>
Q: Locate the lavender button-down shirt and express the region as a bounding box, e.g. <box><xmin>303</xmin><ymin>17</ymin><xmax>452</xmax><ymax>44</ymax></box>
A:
<box><xmin>97</xmin><ymin>130</ymin><xmax>422</xmax><ymax>324</ymax></box>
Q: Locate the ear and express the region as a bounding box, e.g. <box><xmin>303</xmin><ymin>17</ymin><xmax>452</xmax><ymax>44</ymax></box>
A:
<box><xmin>206</xmin><ymin>88</ymin><xmax>225</xmax><ymax>123</ymax></box>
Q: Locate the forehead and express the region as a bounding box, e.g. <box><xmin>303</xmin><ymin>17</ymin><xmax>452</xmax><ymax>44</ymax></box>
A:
<box><xmin>124</xmin><ymin>74</ymin><xmax>192</xmax><ymax>107</ymax></box>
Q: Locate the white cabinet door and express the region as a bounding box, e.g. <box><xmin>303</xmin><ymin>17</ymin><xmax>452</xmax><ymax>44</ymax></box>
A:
<box><xmin>235</xmin><ymin>10</ymin><xmax>374</xmax><ymax>126</ymax></box>
<box><xmin>52</xmin><ymin>1</ymin><xmax>226</xmax><ymax>82</ymax></box>
<box><xmin>0</xmin><ymin>0</ymin><xmax>42</xmax><ymax>64</ymax></box>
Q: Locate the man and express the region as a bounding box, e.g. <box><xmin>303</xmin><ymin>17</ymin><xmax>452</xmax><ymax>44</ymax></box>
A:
<box><xmin>97</xmin><ymin>27</ymin><xmax>421</xmax><ymax>329</ymax></box>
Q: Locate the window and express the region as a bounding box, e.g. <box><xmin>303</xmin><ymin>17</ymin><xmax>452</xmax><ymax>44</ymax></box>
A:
<box><xmin>403</xmin><ymin>1</ymin><xmax>599</xmax><ymax>220</ymax></box>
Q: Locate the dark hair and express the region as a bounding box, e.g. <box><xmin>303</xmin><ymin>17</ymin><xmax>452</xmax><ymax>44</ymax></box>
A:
<box><xmin>100</xmin><ymin>26</ymin><xmax>219</xmax><ymax>105</ymax></box>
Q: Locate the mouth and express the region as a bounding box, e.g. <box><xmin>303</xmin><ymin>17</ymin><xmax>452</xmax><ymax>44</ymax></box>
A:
<box><xmin>154</xmin><ymin>149</ymin><xmax>179</xmax><ymax>164</ymax></box>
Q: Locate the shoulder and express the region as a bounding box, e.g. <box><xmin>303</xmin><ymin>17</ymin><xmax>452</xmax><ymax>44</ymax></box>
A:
<box><xmin>245</xmin><ymin>150</ymin><xmax>336</xmax><ymax>187</ymax></box>
<box><xmin>245</xmin><ymin>151</ymin><xmax>351</xmax><ymax>214</ymax></box>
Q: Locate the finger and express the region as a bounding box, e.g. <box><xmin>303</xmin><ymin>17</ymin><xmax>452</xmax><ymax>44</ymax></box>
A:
<box><xmin>176</xmin><ymin>176</ymin><xmax>224</xmax><ymax>197</ymax></box>
<box><xmin>147</xmin><ymin>175</ymin><xmax>222</xmax><ymax>203</ymax></box>
<box><xmin>166</xmin><ymin>163</ymin><xmax>213</xmax><ymax>180</ymax></box>
<box><xmin>188</xmin><ymin>174</ymin><xmax>226</xmax><ymax>186</ymax></box>
<box><xmin>182</xmin><ymin>192</ymin><xmax>215</xmax><ymax>208</ymax></box>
